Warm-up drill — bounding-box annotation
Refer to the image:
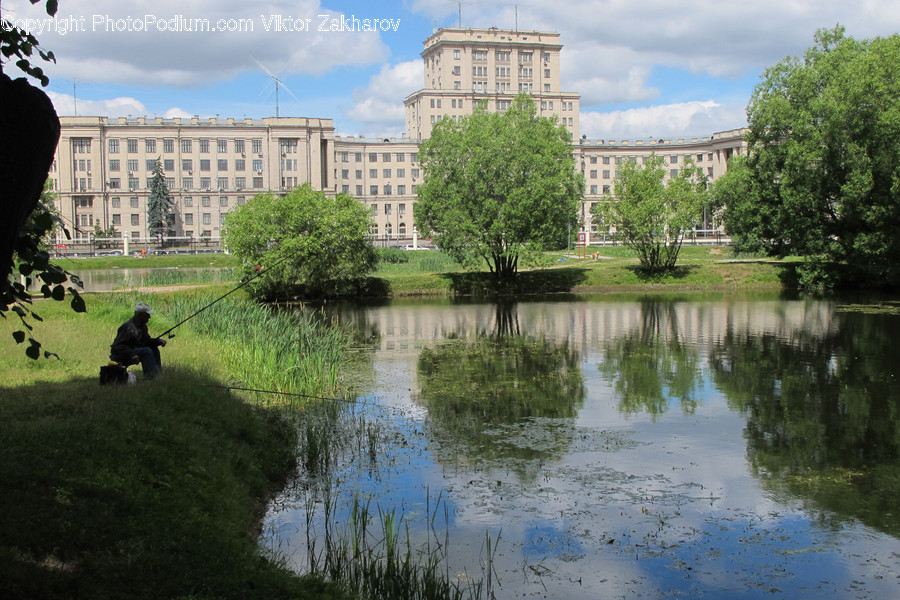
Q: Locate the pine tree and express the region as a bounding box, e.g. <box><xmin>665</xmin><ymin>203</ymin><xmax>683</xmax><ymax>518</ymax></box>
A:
<box><xmin>147</xmin><ymin>157</ymin><xmax>173</xmax><ymax>244</ymax></box>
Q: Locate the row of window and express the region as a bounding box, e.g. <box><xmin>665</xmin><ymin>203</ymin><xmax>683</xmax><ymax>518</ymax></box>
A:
<box><xmin>106</xmin><ymin>176</ymin><xmax>264</xmax><ymax>191</ymax></box>
<box><xmin>339</xmin><ymin>151</ymin><xmax>418</xmax><ymax>163</ymax></box>
<box><xmin>456</xmin><ymin>49</ymin><xmax>549</xmax><ymax>63</ymax></box>
<box><xmin>584</xmin><ymin>153</ymin><xmax>718</xmax><ymax>166</ymax></box>
<box><xmin>340</xmin><ymin>184</ymin><xmax>417</xmax><ymax>196</ymax></box>
<box><xmin>339</xmin><ymin>168</ymin><xmax>419</xmax><ymax>179</ymax></box>
<box><xmin>105</xmin><ymin>138</ymin><xmax>273</xmax><ymax>154</ymax></box>
<box><xmin>107</xmin><ymin>158</ymin><xmax>268</xmax><ymax>173</ymax></box>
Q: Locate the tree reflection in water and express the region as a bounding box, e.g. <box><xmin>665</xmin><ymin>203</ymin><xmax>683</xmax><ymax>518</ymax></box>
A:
<box><xmin>599</xmin><ymin>298</ymin><xmax>702</xmax><ymax>418</ymax></box>
<box><xmin>416</xmin><ymin>301</ymin><xmax>585</xmax><ymax>480</ymax></box>
<box><xmin>710</xmin><ymin>308</ymin><xmax>900</xmax><ymax>537</ymax></box>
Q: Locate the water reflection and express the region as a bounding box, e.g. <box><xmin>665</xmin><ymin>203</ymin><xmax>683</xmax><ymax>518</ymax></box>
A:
<box><xmin>710</xmin><ymin>308</ymin><xmax>900</xmax><ymax>537</ymax></box>
<box><xmin>266</xmin><ymin>295</ymin><xmax>900</xmax><ymax>598</ymax></box>
<box><xmin>600</xmin><ymin>299</ymin><xmax>702</xmax><ymax>417</ymax></box>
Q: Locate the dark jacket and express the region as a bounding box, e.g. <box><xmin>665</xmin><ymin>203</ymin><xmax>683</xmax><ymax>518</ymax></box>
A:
<box><xmin>110</xmin><ymin>317</ymin><xmax>160</xmax><ymax>357</ymax></box>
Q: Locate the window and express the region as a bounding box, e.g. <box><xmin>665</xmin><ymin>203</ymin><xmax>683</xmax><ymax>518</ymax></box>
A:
<box><xmin>707</xmin><ymin>167</ymin><xmax>714</xmax><ymax>177</ymax></box>
<box><xmin>383</xmin><ymin>169</ymin><xmax>391</xmax><ymax>178</ymax></box>
<box><xmin>219</xmin><ymin>196</ymin><xmax>228</xmax><ymax>207</ymax></box>
<box><xmin>202</xmin><ymin>213</ymin><xmax>211</xmax><ymax>225</ymax></box>
<box><xmin>397</xmin><ymin>168</ymin><xmax>405</xmax><ymax>177</ymax></box>
<box><xmin>356</xmin><ymin>185</ymin><xmax>363</xmax><ymax>195</ymax></box>
<box><xmin>217</xmin><ymin>139</ymin><xmax>227</xmax><ymax>153</ymax></box>
<box><xmin>184</xmin><ymin>197</ymin><xmax>193</xmax><ymax>207</ymax></box>
<box><xmin>235</xmin><ymin>140</ymin><xmax>245</xmax><ymax>153</ymax></box>
<box><xmin>280</xmin><ymin>139</ymin><xmax>298</xmax><ymax>154</ymax></box>
<box><xmin>235</xmin><ymin>176</ymin><xmax>246</xmax><ymax>189</ymax></box>
<box><xmin>590</xmin><ymin>156</ymin><xmax>598</xmax><ymax>164</ymax></box>
<box><xmin>145</xmin><ymin>139</ymin><xmax>156</xmax><ymax>153</ymax></box>
<box><xmin>603</xmin><ymin>185</ymin><xmax>611</xmax><ymax>194</ymax></box>
<box><xmin>496</xmin><ymin>51</ymin><xmax>510</xmax><ymax>61</ymax></box>
<box><xmin>602</xmin><ymin>156</ymin><xmax>610</xmax><ymax>165</ymax></box>
<box><xmin>453</xmin><ymin>49</ymin><xmax>460</xmax><ymax>59</ymax></box>
<box><xmin>109</xmin><ymin>139</ymin><xmax>120</xmax><ymax>153</ymax></box>
<box><xmin>411</xmin><ymin>152</ymin><xmax>418</xmax><ymax>162</ymax></box>
<box><xmin>397</xmin><ymin>185</ymin><xmax>406</xmax><ymax>195</ymax></box>
<box><xmin>603</xmin><ymin>170</ymin><xmax>610</xmax><ymax>179</ymax></box>
<box><xmin>452</xmin><ymin>66</ymin><xmax>461</xmax><ymax>75</ymax></box>
<box><xmin>590</xmin><ymin>170</ymin><xmax>597</xmax><ymax>179</ymax></box>
<box><xmin>252</xmin><ymin>139</ymin><xmax>262</xmax><ymax>153</ymax></box>
<box><xmin>145</xmin><ymin>159</ymin><xmax>155</xmax><ymax>171</ymax></box>
<box><xmin>127</xmin><ymin>139</ymin><xmax>138</xmax><ymax>153</ymax></box>
<box><xmin>218</xmin><ymin>159</ymin><xmax>228</xmax><ymax>171</ymax></box>
<box><xmin>398</xmin><ymin>203</ymin><xmax>406</xmax><ymax>215</ymax></box>
<box><xmin>544</xmin><ymin>84</ymin><xmax>551</xmax><ymax>92</ymax></box>
<box><xmin>473</xmin><ymin>50</ymin><xmax>487</xmax><ymax>61</ymax></box>
<box><xmin>130</xmin><ymin>197</ymin><xmax>139</xmax><ymax>208</ymax></box>
<box><xmin>368</xmin><ymin>152</ymin><xmax>377</xmax><ymax>162</ymax></box>
<box><xmin>342</xmin><ymin>185</ymin><xmax>350</xmax><ymax>193</ymax></box>
<box><xmin>111</xmin><ymin>197</ymin><xmax>120</xmax><ymax>208</ymax></box>
<box><xmin>163</xmin><ymin>159</ymin><xmax>174</xmax><ymax>171</ymax></box>
<box><xmin>184</xmin><ymin>213</ymin><xmax>193</xmax><ymax>225</ymax></box>
<box><xmin>110</xmin><ymin>159</ymin><xmax>120</xmax><ymax>171</ymax></box>
<box><xmin>217</xmin><ymin>177</ymin><xmax>228</xmax><ymax>190</ymax></box>
<box><xmin>202</xmin><ymin>196</ymin><xmax>211</xmax><ymax>207</ymax></box>
<box><xmin>369</xmin><ymin>169</ymin><xmax>378</xmax><ymax>178</ymax></box>
<box><xmin>697</xmin><ymin>154</ymin><xmax>704</xmax><ymax>162</ymax></box>
<box><xmin>237</xmin><ymin>195</ymin><xmax>246</xmax><ymax>206</ymax></box>
<box><xmin>253</xmin><ymin>177</ymin><xmax>263</xmax><ymax>188</ymax></box>
<box><xmin>590</xmin><ymin>185</ymin><xmax>598</xmax><ymax>194</ymax></box>
<box><xmin>670</xmin><ymin>169</ymin><xmax>679</xmax><ymax>178</ymax></box>
<box><xmin>341</xmin><ymin>169</ymin><xmax>349</xmax><ymax>178</ymax></box>
<box><xmin>252</xmin><ymin>159</ymin><xmax>263</xmax><ymax>172</ymax></box>
<box><xmin>411</xmin><ymin>168</ymin><xmax>419</xmax><ymax>178</ymax></box>
<box><xmin>200</xmin><ymin>159</ymin><xmax>211</xmax><ymax>171</ymax></box>
<box><xmin>112</xmin><ymin>214</ymin><xmax>121</xmax><ymax>225</ymax></box>
<box><xmin>670</xmin><ymin>155</ymin><xmax>678</xmax><ymax>164</ymax></box>
<box><xmin>520</xmin><ymin>51</ymin><xmax>532</xmax><ymax>62</ymax></box>
<box><xmin>181</xmin><ymin>139</ymin><xmax>192</xmax><ymax>153</ymax></box>
<box><xmin>131</xmin><ymin>214</ymin><xmax>140</xmax><ymax>225</ymax></box>
<box><xmin>355</xmin><ymin>170</ymin><xmax>362</xmax><ymax>179</ymax></box>
<box><xmin>384</xmin><ymin>204</ymin><xmax>391</xmax><ymax>215</ymax></box>
<box><xmin>182</xmin><ymin>159</ymin><xmax>193</xmax><ymax>171</ymax></box>
<box><xmin>384</xmin><ymin>184</ymin><xmax>392</xmax><ymax>195</ymax></box>
<box><xmin>128</xmin><ymin>177</ymin><xmax>139</xmax><ymax>189</ymax></box>
<box><xmin>544</xmin><ymin>69</ymin><xmax>551</xmax><ymax>78</ymax></box>
<box><xmin>200</xmin><ymin>177</ymin><xmax>211</xmax><ymax>189</ymax></box>
<box><xmin>370</xmin><ymin>185</ymin><xmax>378</xmax><ymax>195</ymax></box>
<box><xmin>108</xmin><ymin>178</ymin><xmax>121</xmax><ymax>189</ymax></box>
<box><xmin>354</xmin><ymin>153</ymin><xmax>362</xmax><ymax>162</ymax></box>
<box><xmin>199</xmin><ymin>139</ymin><xmax>210</xmax><ymax>153</ymax></box>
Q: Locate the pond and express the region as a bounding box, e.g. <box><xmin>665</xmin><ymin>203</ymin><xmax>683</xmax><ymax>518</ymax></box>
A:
<box><xmin>60</xmin><ymin>267</ymin><xmax>235</xmax><ymax>292</ymax></box>
<box><xmin>262</xmin><ymin>293</ymin><xmax>900</xmax><ymax>598</ymax></box>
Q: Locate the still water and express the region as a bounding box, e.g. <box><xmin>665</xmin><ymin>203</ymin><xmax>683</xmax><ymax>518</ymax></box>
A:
<box><xmin>263</xmin><ymin>294</ymin><xmax>900</xmax><ymax>598</ymax></box>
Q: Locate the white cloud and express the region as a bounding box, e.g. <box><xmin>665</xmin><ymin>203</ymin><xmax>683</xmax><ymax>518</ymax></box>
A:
<box><xmin>48</xmin><ymin>92</ymin><xmax>149</xmax><ymax>118</ymax></box>
<box><xmin>4</xmin><ymin>0</ymin><xmax>392</xmax><ymax>86</ymax></box>
<box><xmin>344</xmin><ymin>60</ymin><xmax>421</xmax><ymax>137</ymax></box>
<box><xmin>580</xmin><ymin>101</ymin><xmax>748</xmax><ymax>141</ymax></box>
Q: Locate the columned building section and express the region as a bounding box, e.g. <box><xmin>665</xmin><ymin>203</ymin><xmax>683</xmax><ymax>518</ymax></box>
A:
<box><xmin>405</xmin><ymin>27</ymin><xmax>580</xmax><ymax>141</ymax></box>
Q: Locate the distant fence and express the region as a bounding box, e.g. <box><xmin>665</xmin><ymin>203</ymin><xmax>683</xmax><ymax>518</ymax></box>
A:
<box><xmin>54</xmin><ymin>236</ymin><xmax>225</xmax><ymax>258</ymax></box>
<box><xmin>587</xmin><ymin>229</ymin><xmax>731</xmax><ymax>247</ymax></box>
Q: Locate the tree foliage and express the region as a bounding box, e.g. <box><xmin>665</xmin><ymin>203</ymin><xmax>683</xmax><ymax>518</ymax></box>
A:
<box><xmin>592</xmin><ymin>154</ymin><xmax>709</xmax><ymax>273</ymax></box>
<box><xmin>147</xmin><ymin>158</ymin><xmax>173</xmax><ymax>242</ymax></box>
<box><xmin>2</xmin><ymin>1</ymin><xmax>85</xmax><ymax>360</ymax></box>
<box><xmin>716</xmin><ymin>26</ymin><xmax>900</xmax><ymax>288</ymax></box>
<box><xmin>414</xmin><ymin>94</ymin><xmax>583</xmax><ymax>283</ymax></box>
<box><xmin>224</xmin><ymin>184</ymin><xmax>378</xmax><ymax>300</ymax></box>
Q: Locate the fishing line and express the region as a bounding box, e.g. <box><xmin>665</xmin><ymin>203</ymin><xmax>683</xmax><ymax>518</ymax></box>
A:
<box><xmin>194</xmin><ymin>382</ymin><xmax>368</xmax><ymax>405</ymax></box>
<box><xmin>156</xmin><ymin>252</ymin><xmax>294</xmax><ymax>339</ymax></box>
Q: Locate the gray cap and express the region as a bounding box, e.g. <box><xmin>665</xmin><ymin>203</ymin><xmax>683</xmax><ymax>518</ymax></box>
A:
<box><xmin>135</xmin><ymin>302</ymin><xmax>153</xmax><ymax>314</ymax></box>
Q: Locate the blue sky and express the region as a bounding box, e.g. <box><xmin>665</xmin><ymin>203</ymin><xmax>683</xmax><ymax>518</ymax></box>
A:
<box><xmin>4</xmin><ymin>0</ymin><xmax>900</xmax><ymax>139</ymax></box>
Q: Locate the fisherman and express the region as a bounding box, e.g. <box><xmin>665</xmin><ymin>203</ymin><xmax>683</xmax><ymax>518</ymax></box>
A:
<box><xmin>110</xmin><ymin>301</ymin><xmax>167</xmax><ymax>378</ymax></box>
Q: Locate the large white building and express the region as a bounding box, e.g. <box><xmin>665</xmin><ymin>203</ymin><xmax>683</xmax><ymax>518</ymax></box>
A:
<box><xmin>49</xmin><ymin>27</ymin><xmax>746</xmax><ymax>250</ymax></box>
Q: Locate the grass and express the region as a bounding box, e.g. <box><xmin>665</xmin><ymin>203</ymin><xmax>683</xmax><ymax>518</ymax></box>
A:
<box><xmin>54</xmin><ymin>253</ymin><xmax>241</xmax><ymax>271</ymax></box>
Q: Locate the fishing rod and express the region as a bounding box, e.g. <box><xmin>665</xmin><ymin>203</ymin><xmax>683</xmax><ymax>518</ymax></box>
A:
<box><xmin>156</xmin><ymin>252</ymin><xmax>294</xmax><ymax>339</ymax></box>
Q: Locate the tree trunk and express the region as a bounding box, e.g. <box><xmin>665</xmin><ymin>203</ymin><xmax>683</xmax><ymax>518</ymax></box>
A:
<box><xmin>0</xmin><ymin>73</ymin><xmax>61</xmax><ymax>285</ymax></box>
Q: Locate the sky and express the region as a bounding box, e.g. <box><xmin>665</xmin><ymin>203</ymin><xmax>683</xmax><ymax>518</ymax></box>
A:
<box><xmin>3</xmin><ymin>0</ymin><xmax>900</xmax><ymax>140</ymax></box>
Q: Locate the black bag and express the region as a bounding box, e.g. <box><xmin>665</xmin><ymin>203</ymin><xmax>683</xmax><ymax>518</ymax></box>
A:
<box><xmin>99</xmin><ymin>364</ymin><xmax>129</xmax><ymax>385</ymax></box>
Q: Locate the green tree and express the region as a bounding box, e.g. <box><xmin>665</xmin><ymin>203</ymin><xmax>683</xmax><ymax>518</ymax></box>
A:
<box><xmin>147</xmin><ymin>158</ymin><xmax>173</xmax><ymax>244</ymax></box>
<box><xmin>224</xmin><ymin>184</ymin><xmax>378</xmax><ymax>300</ymax></box>
<box><xmin>591</xmin><ymin>154</ymin><xmax>709</xmax><ymax>273</ymax></box>
<box><xmin>717</xmin><ymin>26</ymin><xmax>900</xmax><ymax>288</ymax></box>
<box><xmin>414</xmin><ymin>94</ymin><xmax>583</xmax><ymax>283</ymax></box>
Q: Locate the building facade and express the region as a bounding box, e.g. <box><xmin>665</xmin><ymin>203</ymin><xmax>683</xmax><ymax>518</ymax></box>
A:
<box><xmin>49</xmin><ymin>27</ymin><xmax>746</xmax><ymax>249</ymax></box>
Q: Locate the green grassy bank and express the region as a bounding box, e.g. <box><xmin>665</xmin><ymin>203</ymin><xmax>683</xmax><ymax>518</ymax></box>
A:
<box><xmin>0</xmin><ymin>295</ymin><xmax>351</xmax><ymax>600</ymax></box>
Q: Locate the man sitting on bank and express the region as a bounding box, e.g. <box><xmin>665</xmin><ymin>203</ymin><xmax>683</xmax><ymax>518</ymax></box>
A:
<box><xmin>110</xmin><ymin>302</ymin><xmax>167</xmax><ymax>378</ymax></box>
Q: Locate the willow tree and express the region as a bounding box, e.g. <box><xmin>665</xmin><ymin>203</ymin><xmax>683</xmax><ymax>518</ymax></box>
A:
<box><xmin>414</xmin><ymin>94</ymin><xmax>583</xmax><ymax>283</ymax></box>
<box><xmin>717</xmin><ymin>26</ymin><xmax>900</xmax><ymax>288</ymax></box>
<box><xmin>592</xmin><ymin>154</ymin><xmax>709</xmax><ymax>273</ymax></box>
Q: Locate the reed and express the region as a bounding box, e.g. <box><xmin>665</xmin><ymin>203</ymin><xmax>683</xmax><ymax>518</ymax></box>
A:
<box><xmin>121</xmin><ymin>267</ymin><xmax>237</xmax><ymax>287</ymax></box>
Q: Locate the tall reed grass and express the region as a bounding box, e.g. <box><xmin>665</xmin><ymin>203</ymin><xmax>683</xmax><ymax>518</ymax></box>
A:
<box><xmin>121</xmin><ymin>267</ymin><xmax>237</xmax><ymax>288</ymax></box>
